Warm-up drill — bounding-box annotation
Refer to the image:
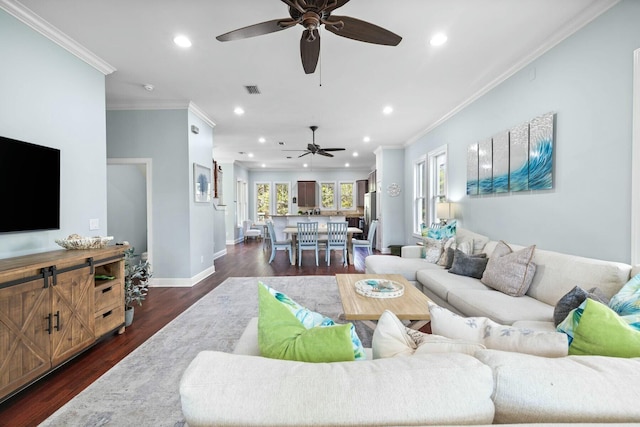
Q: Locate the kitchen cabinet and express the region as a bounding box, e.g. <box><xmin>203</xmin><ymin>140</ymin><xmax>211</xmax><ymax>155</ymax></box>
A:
<box><xmin>0</xmin><ymin>246</ymin><xmax>126</xmax><ymax>402</ymax></box>
<box><xmin>356</xmin><ymin>180</ymin><xmax>367</xmax><ymax>207</ymax></box>
<box><xmin>297</xmin><ymin>181</ymin><xmax>316</xmax><ymax>207</ymax></box>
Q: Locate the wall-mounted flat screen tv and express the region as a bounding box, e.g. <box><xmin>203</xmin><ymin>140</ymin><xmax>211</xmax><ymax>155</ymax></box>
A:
<box><xmin>0</xmin><ymin>136</ymin><xmax>60</xmax><ymax>233</ymax></box>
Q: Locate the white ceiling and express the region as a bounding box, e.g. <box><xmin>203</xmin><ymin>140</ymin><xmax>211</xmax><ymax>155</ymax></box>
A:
<box><xmin>10</xmin><ymin>0</ymin><xmax>616</xmax><ymax>171</ymax></box>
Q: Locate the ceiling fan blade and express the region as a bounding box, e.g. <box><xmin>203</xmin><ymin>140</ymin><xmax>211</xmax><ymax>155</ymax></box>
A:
<box><xmin>318</xmin><ymin>151</ymin><xmax>334</xmax><ymax>157</ymax></box>
<box><xmin>325</xmin><ymin>0</ymin><xmax>351</xmax><ymax>13</ymax></box>
<box><xmin>216</xmin><ymin>18</ymin><xmax>295</xmax><ymax>42</ymax></box>
<box><xmin>324</xmin><ymin>15</ymin><xmax>402</xmax><ymax>46</ymax></box>
<box><xmin>320</xmin><ymin>148</ymin><xmax>346</xmax><ymax>152</ymax></box>
<box><xmin>298</xmin><ymin>152</ymin><xmax>312</xmax><ymax>158</ymax></box>
<box><xmin>300</xmin><ymin>29</ymin><xmax>320</xmax><ymax>74</ymax></box>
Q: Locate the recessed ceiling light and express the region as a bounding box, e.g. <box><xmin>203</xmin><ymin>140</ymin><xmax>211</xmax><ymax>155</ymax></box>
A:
<box><xmin>363</xmin><ymin>136</ymin><xmax>371</xmax><ymax>143</ymax></box>
<box><xmin>258</xmin><ymin>137</ymin><xmax>266</xmax><ymax>143</ymax></box>
<box><xmin>173</xmin><ymin>35</ymin><xmax>192</xmax><ymax>48</ymax></box>
<box><xmin>303</xmin><ymin>163</ymin><xmax>308</xmax><ymax>168</ymax></box>
<box><xmin>234</xmin><ymin>107</ymin><xmax>245</xmax><ymax>116</ymax></box>
<box><xmin>248</xmin><ymin>153</ymin><xmax>254</xmax><ymax>158</ymax></box>
<box><xmin>143</xmin><ymin>84</ymin><xmax>154</xmax><ymax>92</ymax></box>
<box><xmin>261</xmin><ymin>164</ymin><xmax>266</xmax><ymax>168</ymax></box>
<box><xmin>352</xmin><ymin>152</ymin><xmax>358</xmax><ymax>157</ymax></box>
<box><xmin>430</xmin><ymin>32</ymin><xmax>448</xmax><ymax>46</ymax></box>
<box><xmin>383</xmin><ymin>106</ymin><xmax>393</xmax><ymax>115</ymax></box>
<box><xmin>345</xmin><ymin>163</ymin><xmax>350</xmax><ymax>167</ymax></box>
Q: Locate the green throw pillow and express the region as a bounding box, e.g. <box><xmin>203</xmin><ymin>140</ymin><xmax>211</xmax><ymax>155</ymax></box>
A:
<box><xmin>569</xmin><ymin>298</ymin><xmax>640</xmax><ymax>357</ymax></box>
<box><xmin>257</xmin><ymin>283</ymin><xmax>356</xmax><ymax>362</ymax></box>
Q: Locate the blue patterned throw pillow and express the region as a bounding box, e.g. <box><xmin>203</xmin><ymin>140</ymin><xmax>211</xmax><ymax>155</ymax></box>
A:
<box><xmin>427</xmin><ymin>220</ymin><xmax>457</xmax><ymax>240</ymax></box>
<box><xmin>609</xmin><ymin>274</ymin><xmax>640</xmax><ymax>316</ymax></box>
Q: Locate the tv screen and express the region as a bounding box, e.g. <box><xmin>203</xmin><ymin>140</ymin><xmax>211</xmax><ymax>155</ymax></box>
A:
<box><xmin>0</xmin><ymin>136</ymin><xmax>60</xmax><ymax>233</ymax></box>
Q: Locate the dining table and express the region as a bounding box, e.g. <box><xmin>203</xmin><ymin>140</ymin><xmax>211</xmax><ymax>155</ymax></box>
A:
<box><xmin>282</xmin><ymin>224</ymin><xmax>363</xmax><ymax>266</ymax></box>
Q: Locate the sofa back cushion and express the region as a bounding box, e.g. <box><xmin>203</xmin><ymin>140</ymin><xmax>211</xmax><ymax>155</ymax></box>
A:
<box><xmin>456</xmin><ymin>228</ymin><xmax>490</xmax><ymax>255</ymax></box>
<box><xmin>180</xmin><ymin>351</ymin><xmax>496</xmax><ymax>426</ymax></box>
<box><xmin>483</xmin><ymin>242</ymin><xmax>631</xmax><ymax>306</ymax></box>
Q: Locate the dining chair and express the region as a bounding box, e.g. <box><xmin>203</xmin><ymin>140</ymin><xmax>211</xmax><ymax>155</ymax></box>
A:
<box><xmin>266</xmin><ymin>221</ymin><xmax>293</xmax><ymax>264</ymax></box>
<box><xmin>325</xmin><ymin>221</ymin><xmax>348</xmax><ymax>266</ymax></box>
<box><xmin>297</xmin><ymin>221</ymin><xmax>319</xmax><ymax>266</ymax></box>
<box><xmin>242</xmin><ymin>220</ymin><xmax>262</xmax><ymax>242</ymax></box>
<box><xmin>353</xmin><ymin>220</ymin><xmax>378</xmax><ymax>256</ymax></box>
<box><xmin>262</xmin><ymin>220</ymin><xmax>272</xmax><ymax>250</ymax></box>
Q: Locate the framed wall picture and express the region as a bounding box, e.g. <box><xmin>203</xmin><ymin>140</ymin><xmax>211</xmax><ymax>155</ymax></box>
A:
<box><xmin>194</xmin><ymin>163</ymin><xmax>212</xmax><ymax>203</ymax></box>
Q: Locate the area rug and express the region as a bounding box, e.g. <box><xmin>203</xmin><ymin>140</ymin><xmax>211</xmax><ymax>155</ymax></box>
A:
<box><xmin>40</xmin><ymin>275</ymin><xmax>372</xmax><ymax>427</ymax></box>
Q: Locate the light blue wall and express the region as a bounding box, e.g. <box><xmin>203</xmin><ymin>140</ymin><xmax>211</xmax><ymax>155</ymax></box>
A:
<box><xmin>378</xmin><ymin>148</ymin><xmax>405</xmax><ymax>249</ymax></box>
<box><xmin>404</xmin><ymin>0</ymin><xmax>640</xmax><ymax>263</ymax></box>
<box><xmin>188</xmin><ymin>111</ymin><xmax>215</xmax><ymax>276</ymax></box>
<box><xmin>0</xmin><ymin>10</ymin><xmax>107</xmax><ymax>259</ymax></box>
<box><xmin>107</xmin><ymin>109</ymin><xmax>192</xmax><ymax>278</ymax></box>
<box><xmin>107</xmin><ymin>164</ymin><xmax>147</xmax><ymax>257</ymax></box>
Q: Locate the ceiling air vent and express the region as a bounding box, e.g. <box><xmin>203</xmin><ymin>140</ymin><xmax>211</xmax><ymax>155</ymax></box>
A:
<box><xmin>245</xmin><ymin>85</ymin><xmax>260</xmax><ymax>95</ymax></box>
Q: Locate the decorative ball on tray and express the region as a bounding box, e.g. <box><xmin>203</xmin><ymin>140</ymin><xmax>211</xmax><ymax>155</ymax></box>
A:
<box><xmin>355</xmin><ymin>278</ymin><xmax>404</xmax><ymax>298</ymax></box>
<box><xmin>55</xmin><ymin>234</ymin><xmax>114</xmax><ymax>250</ymax></box>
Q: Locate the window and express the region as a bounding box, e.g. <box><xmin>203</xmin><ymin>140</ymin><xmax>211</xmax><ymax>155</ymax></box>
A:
<box><xmin>236</xmin><ymin>179</ymin><xmax>247</xmax><ymax>226</ymax></box>
<box><xmin>413</xmin><ymin>157</ymin><xmax>426</xmax><ymax>234</ymax></box>
<box><xmin>275</xmin><ymin>182</ymin><xmax>290</xmax><ymax>215</ymax></box>
<box><xmin>428</xmin><ymin>145</ymin><xmax>448</xmax><ymax>226</ymax></box>
<box><xmin>255</xmin><ymin>182</ymin><xmax>271</xmax><ymax>220</ymax></box>
<box><xmin>320</xmin><ymin>182</ymin><xmax>335</xmax><ymax>209</ymax></box>
<box><xmin>339</xmin><ymin>182</ymin><xmax>355</xmax><ymax>210</ymax></box>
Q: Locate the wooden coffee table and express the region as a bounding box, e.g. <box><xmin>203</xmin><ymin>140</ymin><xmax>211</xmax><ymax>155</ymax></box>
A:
<box><xmin>335</xmin><ymin>274</ymin><xmax>431</xmax><ymax>330</ymax></box>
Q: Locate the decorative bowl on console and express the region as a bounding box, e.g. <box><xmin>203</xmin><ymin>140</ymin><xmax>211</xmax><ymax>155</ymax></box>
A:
<box><xmin>55</xmin><ymin>234</ymin><xmax>114</xmax><ymax>250</ymax></box>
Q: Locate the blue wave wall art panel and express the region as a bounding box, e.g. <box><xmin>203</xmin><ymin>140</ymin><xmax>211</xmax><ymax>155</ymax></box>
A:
<box><xmin>492</xmin><ymin>131</ymin><xmax>510</xmax><ymax>193</ymax></box>
<box><xmin>478</xmin><ymin>138</ymin><xmax>493</xmax><ymax>194</ymax></box>
<box><xmin>467</xmin><ymin>143</ymin><xmax>479</xmax><ymax>195</ymax></box>
<box><xmin>529</xmin><ymin>113</ymin><xmax>554</xmax><ymax>190</ymax></box>
<box><xmin>509</xmin><ymin>122</ymin><xmax>530</xmax><ymax>192</ymax></box>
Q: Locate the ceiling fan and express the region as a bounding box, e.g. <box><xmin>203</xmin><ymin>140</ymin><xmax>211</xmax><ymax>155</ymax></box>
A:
<box><xmin>216</xmin><ymin>0</ymin><xmax>402</xmax><ymax>74</ymax></box>
<box><xmin>285</xmin><ymin>126</ymin><xmax>346</xmax><ymax>158</ymax></box>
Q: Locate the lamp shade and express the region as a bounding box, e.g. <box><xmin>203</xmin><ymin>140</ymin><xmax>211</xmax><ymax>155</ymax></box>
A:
<box><xmin>436</xmin><ymin>202</ymin><xmax>452</xmax><ymax>220</ymax></box>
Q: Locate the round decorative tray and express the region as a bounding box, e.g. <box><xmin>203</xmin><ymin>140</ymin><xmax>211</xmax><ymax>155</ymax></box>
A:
<box><xmin>55</xmin><ymin>236</ymin><xmax>114</xmax><ymax>250</ymax></box>
<box><xmin>355</xmin><ymin>279</ymin><xmax>404</xmax><ymax>299</ymax></box>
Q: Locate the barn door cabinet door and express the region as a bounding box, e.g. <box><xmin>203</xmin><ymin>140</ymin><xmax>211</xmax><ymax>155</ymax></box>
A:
<box><xmin>0</xmin><ymin>276</ymin><xmax>51</xmax><ymax>400</ymax></box>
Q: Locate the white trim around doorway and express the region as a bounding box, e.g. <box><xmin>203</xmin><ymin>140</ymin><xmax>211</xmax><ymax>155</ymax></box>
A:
<box><xmin>632</xmin><ymin>49</ymin><xmax>640</xmax><ymax>266</ymax></box>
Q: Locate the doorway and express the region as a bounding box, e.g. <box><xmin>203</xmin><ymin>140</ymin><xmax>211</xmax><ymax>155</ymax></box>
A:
<box><xmin>107</xmin><ymin>158</ymin><xmax>153</xmax><ymax>266</ymax></box>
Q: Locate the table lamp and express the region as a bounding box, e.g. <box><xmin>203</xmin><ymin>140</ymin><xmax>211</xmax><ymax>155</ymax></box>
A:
<box><xmin>436</xmin><ymin>201</ymin><xmax>452</xmax><ymax>225</ymax></box>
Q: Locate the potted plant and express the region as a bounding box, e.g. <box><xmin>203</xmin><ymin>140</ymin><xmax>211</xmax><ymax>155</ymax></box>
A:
<box><xmin>124</xmin><ymin>247</ymin><xmax>151</xmax><ymax>326</ymax></box>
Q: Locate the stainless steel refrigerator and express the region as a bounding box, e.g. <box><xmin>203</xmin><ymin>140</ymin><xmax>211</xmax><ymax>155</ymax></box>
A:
<box><xmin>364</xmin><ymin>191</ymin><xmax>377</xmax><ymax>248</ymax></box>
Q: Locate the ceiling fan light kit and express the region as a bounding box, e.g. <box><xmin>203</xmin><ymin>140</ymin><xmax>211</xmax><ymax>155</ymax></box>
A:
<box><xmin>282</xmin><ymin>125</ymin><xmax>346</xmax><ymax>158</ymax></box>
<box><xmin>216</xmin><ymin>0</ymin><xmax>402</xmax><ymax>74</ymax></box>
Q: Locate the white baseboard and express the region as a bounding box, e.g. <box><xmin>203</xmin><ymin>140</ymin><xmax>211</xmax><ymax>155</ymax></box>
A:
<box><xmin>379</xmin><ymin>247</ymin><xmax>391</xmax><ymax>255</ymax></box>
<box><xmin>213</xmin><ymin>249</ymin><xmax>227</xmax><ymax>260</ymax></box>
<box><xmin>226</xmin><ymin>238</ymin><xmax>243</xmax><ymax>245</ymax></box>
<box><xmin>149</xmin><ymin>265</ymin><xmax>215</xmax><ymax>288</ymax></box>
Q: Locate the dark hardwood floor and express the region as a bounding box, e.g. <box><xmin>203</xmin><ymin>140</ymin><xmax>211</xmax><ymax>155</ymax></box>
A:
<box><xmin>0</xmin><ymin>241</ymin><xmax>376</xmax><ymax>427</ymax></box>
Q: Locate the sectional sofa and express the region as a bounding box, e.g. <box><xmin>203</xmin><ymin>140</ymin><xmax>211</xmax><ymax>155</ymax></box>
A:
<box><xmin>179</xmin><ymin>228</ymin><xmax>640</xmax><ymax>425</ymax></box>
<box><xmin>180</xmin><ymin>317</ymin><xmax>640</xmax><ymax>426</ymax></box>
<box><xmin>365</xmin><ymin>228</ymin><xmax>638</xmax><ymax>331</ymax></box>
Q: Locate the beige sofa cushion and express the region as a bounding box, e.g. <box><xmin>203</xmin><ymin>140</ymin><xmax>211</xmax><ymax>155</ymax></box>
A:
<box><xmin>447</xmin><ymin>289</ymin><xmax>554</xmax><ymax>325</ymax></box>
<box><xmin>476</xmin><ymin>349</ymin><xmax>640</xmax><ymax>424</ymax></box>
<box><xmin>180</xmin><ymin>351</ymin><xmax>495</xmax><ymax>427</ymax></box>
<box><xmin>483</xmin><ymin>241</ymin><xmax>632</xmax><ymax>306</ymax></box>
<box><xmin>365</xmin><ymin>254</ymin><xmax>441</xmax><ymax>282</ymax></box>
<box><xmin>417</xmin><ymin>268</ymin><xmax>491</xmax><ymax>301</ymax></box>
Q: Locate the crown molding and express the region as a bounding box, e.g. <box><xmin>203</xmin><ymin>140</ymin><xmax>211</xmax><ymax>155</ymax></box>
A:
<box><xmin>405</xmin><ymin>0</ymin><xmax>620</xmax><ymax>145</ymax></box>
<box><xmin>188</xmin><ymin>102</ymin><xmax>216</xmax><ymax>128</ymax></box>
<box><xmin>0</xmin><ymin>0</ymin><xmax>116</xmax><ymax>75</ymax></box>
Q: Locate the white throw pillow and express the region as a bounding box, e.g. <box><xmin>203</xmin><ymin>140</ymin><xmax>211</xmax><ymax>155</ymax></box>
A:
<box><xmin>427</xmin><ymin>302</ymin><xmax>568</xmax><ymax>357</ymax></box>
<box><xmin>422</xmin><ymin>237</ymin><xmax>445</xmax><ymax>263</ymax></box>
<box><xmin>372</xmin><ymin>310</ymin><xmax>485</xmax><ymax>359</ymax></box>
